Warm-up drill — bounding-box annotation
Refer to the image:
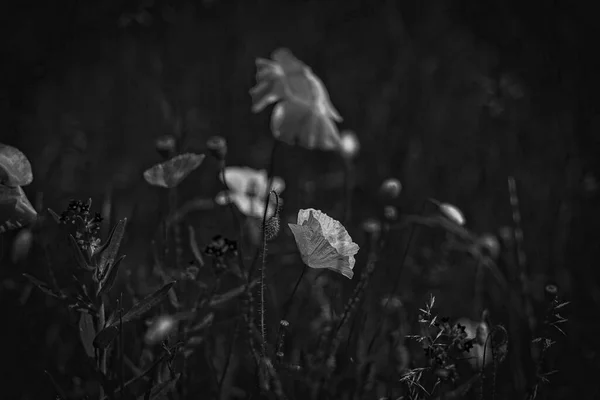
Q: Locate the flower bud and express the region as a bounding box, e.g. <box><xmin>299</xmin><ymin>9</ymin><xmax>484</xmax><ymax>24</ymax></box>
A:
<box><xmin>438</xmin><ymin>203</ymin><xmax>465</xmax><ymax>226</ymax></box>
<box><xmin>380</xmin><ymin>178</ymin><xmax>402</xmax><ymax>199</ymax></box>
<box><xmin>206</xmin><ymin>136</ymin><xmax>228</xmax><ymax>161</ymax></box>
<box><xmin>383</xmin><ymin>205</ymin><xmax>398</xmax><ymax>221</ymax></box>
<box><xmin>477</xmin><ymin>233</ymin><xmax>500</xmax><ymax>260</ymax></box>
<box><xmin>155</xmin><ymin>134</ymin><xmax>176</xmax><ymax>159</ymax></box>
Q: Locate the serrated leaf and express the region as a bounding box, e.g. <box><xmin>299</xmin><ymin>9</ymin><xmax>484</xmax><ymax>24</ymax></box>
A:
<box><xmin>22</xmin><ymin>273</ymin><xmax>63</xmax><ymax>299</ymax></box>
<box><xmin>97</xmin><ymin>255</ymin><xmax>126</xmax><ymax>296</ymax></box>
<box><xmin>95</xmin><ymin>218</ymin><xmax>127</xmax><ymax>278</ymax></box>
<box><xmin>93</xmin><ymin>282</ymin><xmax>175</xmax><ymax>349</ymax></box>
<box><xmin>79</xmin><ymin>312</ymin><xmax>96</xmax><ymax>358</ymax></box>
<box><xmin>68</xmin><ymin>234</ymin><xmax>93</xmax><ymax>271</ymax></box>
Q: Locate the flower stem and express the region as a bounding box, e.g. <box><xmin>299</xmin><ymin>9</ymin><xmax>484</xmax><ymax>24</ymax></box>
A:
<box><xmin>258</xmin><ymin>141</ymin><xmax>279</xmax><ymax>358</ymax></box>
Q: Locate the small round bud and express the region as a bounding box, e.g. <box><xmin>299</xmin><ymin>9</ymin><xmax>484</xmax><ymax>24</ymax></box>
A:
<box><xmin>339</xmin><ymin>130</ymin><xmax>360</xmax><ymax>159</ymax></box>
<box><xmin>477</xmin><ymin>233</ymin><xmax>500</xmax><ymax>260</ymax></box>
<box><xmin>206</xmin><ymin>136</ymin><xmax>228</xmax><ymax>161</ymax></box>
<box><xmin>380</xmin><ymin>178</ymin><xmax>402</xmax><ymax>199</ymax></box>
<box><xmin>545</xmin><ymin>283</ymin><xmax>558</xmax><ymax>296</ymax></box>
<box><xmin>155</xmin><ymin>134</ymin><xmax>176</xmax><ymax>158</ymax></box>
<box><xmin>383</xmin><ymin>205</ymin><xmax>398</xmax><ymax>221</ymax></box>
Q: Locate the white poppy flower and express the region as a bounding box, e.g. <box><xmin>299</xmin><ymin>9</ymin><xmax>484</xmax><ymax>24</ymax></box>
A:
<box><xmin>215</xmin><ymin>166</ymin><xmax>285</xmax><ymax>219</ymax></box>
<box><xmin>288</xmin><ymin>208</ymin><xmax>359</xmax><ymax>279</ymax></box>
<box><xmin>250</xmin><ymin>48</ymin><xmax>343</xmax><ymax>151</ymax></box>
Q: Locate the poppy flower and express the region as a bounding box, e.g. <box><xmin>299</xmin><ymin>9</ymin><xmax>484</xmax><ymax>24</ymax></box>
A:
<box><xmin>143</xmin><ymin>153</ymin><xmax>205</xmax><ymax>188</ymax></box>
<box><xmin>0</xmin><ymin>185</ymin><xmax>37</xmax><ymax>233</ymax></box>
<box><xmin>250</xmin><ymin>48</ymin><xmax>343</xmax><ymax>151</ymax></box>
<box><xmin>215</xmin><ymin>166</ymin><xmax>285</xmax><ymax>219</ymax></box>
<box><xmin>0</xmin><ymin>143</ymin><xmax>33</xmax><ymax>187</ymax></box>
<box><xmin>288</xmin><ymin>208</ymin><xmax>359</xmax><ymax>279</ymax></box>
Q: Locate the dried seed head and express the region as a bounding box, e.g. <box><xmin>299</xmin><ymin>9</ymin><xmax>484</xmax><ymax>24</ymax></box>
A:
<box><xmin>380</xmin><ymin>178</ymin><xmax>402</xmax><ymax>199</ymax></box>
<box><xmin>206</xmin><ymin>135</ymin><xmax>228</xmax><ymax>161</ymax></box>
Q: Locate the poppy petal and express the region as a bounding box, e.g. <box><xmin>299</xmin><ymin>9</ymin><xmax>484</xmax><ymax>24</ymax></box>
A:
<box><xmin>0</xmin><ymin>143</ymin><xmax>33</xmax><ymax>187</ymax></box>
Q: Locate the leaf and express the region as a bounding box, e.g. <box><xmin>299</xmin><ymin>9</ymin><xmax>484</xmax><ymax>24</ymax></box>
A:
<box><xmin>138</xmin><ymin>374</ymin><xmax>180</xmax><ymax>400</ymax></box>
<box><xmin>0</xmin><ymin>143</ymin><xmax>33</xmax><ymax>186</ymax></box>
<box><xmin>94</xmin><ymin>218</ymin><xmax>127</xmax><ymax>279</ymax></box>
<box><xmin>47</xmin><ymin>208</ymin><xmax>61</xmax><ymax>224</ymax></box>
<box><xmin>22</xmin><ymin>273</ymin><xmax>63</xmax><ymax>299</ymax></box>
<box><xmin>97</xmin><ymin>255</ymin><xmax>126</xmax><ymax>296</ymax></box>
<box><xmin>0</xmin><ymin>185</ymin><xmax>37</xmax><ymax>233</ymax></box>
<box><xmin>93</xmin><ymin>282</ymin><xmax>176</xmax><ymax>349</ymax></box>
<box><xmin>68</xmin><ymin>234</ymin><xmax>93</xmax><ymax>271</ymax></box>
<box><xmin>79</xmin><ymin>312</ymin><xmax>96</xmax><ymax>358</ymax></box>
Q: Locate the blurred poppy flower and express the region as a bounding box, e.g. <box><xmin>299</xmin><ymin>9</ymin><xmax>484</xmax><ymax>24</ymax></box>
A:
<box><xmin>0</xmin><ymin>143</ymin><xmax>33</xmax><ymax>187</ymax></box>
<box><xmin>250</xmin><ymin>48</ymin><xmax>343</xmax><ymax>151</ymax></box>
<box><xmin>215</xmin><ymin>166</ymin><xmax>285</xmax><ymax>219</ymax></box>
<box><xmin>143</xmin><ymin>153</ymin><xmax>205</xmax><ymax>188</ymax></box>
<box><xmin>0</xmin><ymin>185</ymin><xmax>37</xmax><ymax>233</ymax></box>
<box><xmin>288</xmin><ymin>208</ymin><xmax>359</xmax><ymax>279</ymax></box>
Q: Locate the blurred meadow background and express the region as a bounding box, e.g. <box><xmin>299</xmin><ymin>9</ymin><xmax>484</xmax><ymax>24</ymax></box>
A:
<box><xmin>0</xmin><ymin>0</ymin><xmax>598</xmax><ymax>399</ymax></box>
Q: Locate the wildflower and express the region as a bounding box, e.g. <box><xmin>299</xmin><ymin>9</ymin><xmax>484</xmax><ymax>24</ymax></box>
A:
<box><xmin>288</xmin><ymin>208</ymin><xmax>359</xmax><ymax>279</ymax></box>
<box><xmin>250</xmin><ymin>48</ymin><xmax>343</xmax><ymax>151</ymax></box>
<box><xmin>143</xmin><ymin>153</ymin><xmax>205</xmax><ymax>188</ymax></box>
<box><xmin>339</xmin><ymin>130</ymin><xmax>360</xmax><ymax>159</ymax></box>
<box><xmin>215</xmin><ymin>166</ymin><xmax>285</xmax><ymax>219</ymax></box>
<box><xmin>59</xmin><ymin>199</ymin><xmax>103</xmax><ymax>253</ymax></box>
<box><xmin>380</xmin><ymin>178</ymin><xmax>402</xmax><ymax>199</ymax></box>
<box><xmin>204</xmin><ymin>235</ymin><xmax>238</xmax><ymax>274</ymax></box>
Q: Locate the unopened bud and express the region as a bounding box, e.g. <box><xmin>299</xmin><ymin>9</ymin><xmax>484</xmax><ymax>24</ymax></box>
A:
<box><xmin>380</xmin><ymin>178</ymin><xmax>402</xmax><ymax>199</ymax></box>
<box><xmin>155</xmin><ymin>134</ymin><xmax>176</xmax><ymax>158</ymax></box>
<box><xmin>438</xmin><ymin>203</ymin><xmax>465</xmax><ymax>226</ymax></box>
<box><xmin>383</xmin><ymin>205</ymin><xmax>398</xmax><ymax>221</ymax></box>
<box><xmin>206</xmin><ymin>136</ymin><xmax>228</xmax><ymax>161</ymax></box>
<box><xmin>265</xmin><ymin>191</ymin><xmax>281</xmax><ymax>241</ymax></box>
<box><xmin>477</xmin><ymin>233</ymin><xmax>500</xmax><ymax>259</ymax></box>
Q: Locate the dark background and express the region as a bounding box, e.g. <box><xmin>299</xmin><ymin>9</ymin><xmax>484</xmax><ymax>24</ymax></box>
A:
<box><xmin>0</xmin><ymin>0</ymin><xmax>598</xmax><ymax>399</ymax></box>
